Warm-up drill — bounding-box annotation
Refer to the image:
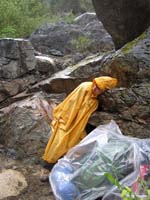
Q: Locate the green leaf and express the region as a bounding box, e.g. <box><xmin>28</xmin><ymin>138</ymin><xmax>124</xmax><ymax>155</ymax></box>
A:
<box><xmin>147</xmin><ymin>189</ymin><xmax>150</xmax><ymax>197</ymax></box>
<box><xmin>104</xmin><ymin>172</ymin><xmax>121</xmax><ymax>189</ymax></box>
<box><xmin>121</xmin><ymin>188</ymin><xmax>128</xmax><ymax>197</ymax></box>
<box><xmin>124</xmin><ymin>186</ymin><xmax>132</xmax><ymax>193</ymax></box>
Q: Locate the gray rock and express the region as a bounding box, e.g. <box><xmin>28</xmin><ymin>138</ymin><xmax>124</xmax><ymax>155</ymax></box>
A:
<box><xmin>89</xmin><ymin>83</ymin><xmax>150</xmax><ymax>138</ymax></box>
<box><xmin>0</xmin><ymin>169</ymin><xmax>27</xmax><ymax>199</ymax></box>
<box><xmin>92</xmin><ymin>0</ymin><xmax>150</xmax><ymax>49</ymax></box>
<box><xmin>29</xmin><ymin>28</ymin><xmax>150</xmax><ymax>95</ymax></box>
<box><xmin>0</xmin><ymin>38</ymin><xmax>36</xmax><ymax>79</ymax></box>
<box><xmin>0</xmin><ymin>93</ymin><xmax>54</xmax><ymax>160</ymax></box>
<box><xmin>101</xmin><ymin>27</ymin><xmax>150</xmax><ymax>86</ymax></box>
<box><xmin>30</xmin><ymin>14</ymin><xmax>114</xmax><ymax>56</ymax></box>
<box><xmin>28</xmin><ymin>53</ymin><xmax>105</xmax><ymax>93</ymax></box>
<box><xmin>74</xmin><ymin>12</ymin><xmax>97</xmax><ymax>26</ymax></box>
<box><xmin>0</xmin><ymin>75</ymin><xmax>40</xmax><ymax>105</ymax></box>
<box><xmin>35</xmin><ymin>55</ymin><xmax>56</xmax><ymax>75</ymax></box>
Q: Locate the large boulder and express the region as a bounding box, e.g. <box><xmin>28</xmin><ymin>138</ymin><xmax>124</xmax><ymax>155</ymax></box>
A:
<box><xmin>29</xmin><ymin>13</ymin><xmax>114</xmax><ymax>56</ymax></box>
<box><xmin>0</xmin><ymin>93</ymin><xmax>54</xmax><ymax>161</ymax></box>
<box><xmin>101</xmin><ymin>27</ymin><xmax>150</xmax><ymax>86</ymax></box>
<box><xmin>92</xmin><ymin>0</ymin><xmax>150</xmax><ymax>49</ymax></box>
<box><xmin>0</xmin><ymin>39</ymin><xmax>36</xmax><ymax>79</ymax></box>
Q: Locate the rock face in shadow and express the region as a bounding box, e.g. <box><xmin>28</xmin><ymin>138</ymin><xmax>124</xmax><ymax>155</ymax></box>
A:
<box><xmin>92</xmin><ymin>0</ymin><xmax>150</xmax><ymax>49</ymax></box>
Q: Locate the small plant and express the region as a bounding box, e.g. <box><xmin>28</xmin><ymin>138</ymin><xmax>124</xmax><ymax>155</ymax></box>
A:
<box><xmin>70</xmin><ymin>36</ymin><xmax>91</xmax><ymax>52</ymax></box>
<box><xmin>104</xmin><ymin>172</ymin><xmax>150</xmax><ymax>200</ymax></box>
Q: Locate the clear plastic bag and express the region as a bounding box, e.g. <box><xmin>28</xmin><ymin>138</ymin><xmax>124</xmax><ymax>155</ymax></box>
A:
<box><xmin>49</xmin><ymin>120</ymin><xmax>150</xmax><ymax>200</ymax></box>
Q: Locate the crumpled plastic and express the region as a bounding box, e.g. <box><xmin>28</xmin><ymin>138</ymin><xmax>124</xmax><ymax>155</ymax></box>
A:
<box><xmin>49</xmin><ymin>120</ymin><xmax>150</xmax><ymax>200</ymax></box>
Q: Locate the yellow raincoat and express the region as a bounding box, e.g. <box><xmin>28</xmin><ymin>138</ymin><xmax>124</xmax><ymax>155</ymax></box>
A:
<box><xmin>43</xmin><ymin>76</ymin><xmax>118</xmax><ymax>163</ymax></box>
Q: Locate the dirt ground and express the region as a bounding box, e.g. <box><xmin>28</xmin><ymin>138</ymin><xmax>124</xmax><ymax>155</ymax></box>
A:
<box><xmin>0</xmin><ymin>154</ymin><xmax>55</xmax><ymax>200</ymax></box>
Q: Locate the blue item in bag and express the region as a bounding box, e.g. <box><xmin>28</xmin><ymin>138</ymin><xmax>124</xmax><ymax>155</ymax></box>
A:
<box><xmin>50</xmin><ymin>165</ymin><xmax>80</xmax><ymax>200</ymax></box>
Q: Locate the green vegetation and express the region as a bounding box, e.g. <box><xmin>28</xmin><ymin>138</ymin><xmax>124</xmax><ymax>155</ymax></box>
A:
<box><xmin>0</xmin><ymin>0</ymin><xmax>93</xmax><ymax>38</ymax></box>
<box><xmin>105</xmin><ymin>172</ymin><xmax>150</xmax><ymax>200</ymax></box>
<box><xmin>0</xmin><ymin>0</ymin><xmax>50</xmax><ymax>38</ymax></box>
<box><xmin>43</xmin><ymin>0</ymin><xmax>93</xmax><ymax>14</ymax></box>
<box><xmin>121</xmin><ymin>33</ymin><xmax>146</xmax><ymax>54</ymax></box>
<box><xmin>48</xmin><ymin>12</ymin><xmax>75</xmax><ymax>24</ymax></box>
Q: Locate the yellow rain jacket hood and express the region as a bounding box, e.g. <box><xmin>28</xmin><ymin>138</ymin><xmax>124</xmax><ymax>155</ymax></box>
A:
<box><xmin>43</xmin><ymin>76</ymin><xmax>118</xmax><ymax>163</ymax></box>
<box><xmin>93</xmin><ymin>76</ymin><xmax>118</xmax><ymax>92</ymax></box>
